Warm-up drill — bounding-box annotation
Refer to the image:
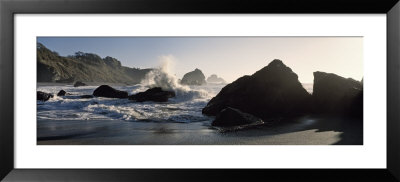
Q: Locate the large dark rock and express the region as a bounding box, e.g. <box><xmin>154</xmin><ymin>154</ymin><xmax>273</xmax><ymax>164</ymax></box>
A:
<box><xmin>312</xmin><ymin>72</ymin><xmax>363</xmax><ymax>117</ymax></box>
<box><xmin>207</xmin><ymin>74</ymin><xmax>226</xmax><ymax>84</ymax></box>
<box><xmin>129</xmin><ymin>87</ymin><xmax>175</xmax><ymax>102</ymax></box>
<box><xmin>350</xmin><ymin>90</ymin><xmax>363</xmax><ymax>118</ymax></box>
<box><xmin>37</xmin><ymin>91</ymin><xmax>54</xmax><ymax>101</ymax></box>
<box><xmin>57</xmin><ymin>90</ymin><xmax>67</xmax><ymax>96</ymax></box>
<box><xmin>212</xmin><ymin>107</ymin><xmax>264</xmax><ymax>127</ymax></box>
<box><xmin>180</xmin><ymin>68</ymin><xmax>206</xmax><ymax>85</ymax></box>
<box><xmin>202</xmin><ymin>59</ymin><xmax>311</xmax><ymax>120</ymax></box>
<box><xmin>74</xmin><ymin>81</ymin><xmax>87</xmax><ymax>87</ymax></box>
<box><xmin>93</xmin><ymin>85</ymin><xmax>128</xmax><ymax>98</ymax></box>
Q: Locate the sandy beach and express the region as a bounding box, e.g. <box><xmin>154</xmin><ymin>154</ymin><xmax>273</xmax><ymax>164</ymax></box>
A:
<box><xmin>37</xmin><ymin>116</ymin><xmax>362</xmax><ymax>145</ymax></box>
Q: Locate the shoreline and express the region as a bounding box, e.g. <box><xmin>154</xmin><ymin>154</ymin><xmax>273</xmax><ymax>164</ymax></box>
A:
<box><xmin>37</xmin><ymin>116</ymin><xmax>362</xmax><ymax>145</ymax></box>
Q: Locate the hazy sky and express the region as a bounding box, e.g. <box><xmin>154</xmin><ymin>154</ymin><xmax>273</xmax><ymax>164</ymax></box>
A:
<box><xmin>37</xmin><ymin>37</ymin><xmax>363</xmax><ymax>83</ymax></box>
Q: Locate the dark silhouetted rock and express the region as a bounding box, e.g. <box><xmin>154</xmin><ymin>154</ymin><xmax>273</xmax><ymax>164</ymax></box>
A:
<box><xmin>212</xmin><ymin>107</ymin><xmax>264</xmax><ymax>127</ymax></box>
<box><xmin>57</xmin><ymin>90</ymin><xmax>67</xmax><ymax>96</ymax></box>
<box><xmin>74</xmin><ymin>81</ymin><xmax>87</xmax><ymax>87</ymax></box>
<box><xmin>202</xmin><ymin>59</ymin><xmax>311</xmax><ymax>120</ymax></box>
<box><xmin>180</xmin><ymin>68</ymin><xmax>206</xmax><ymax>85</ymax></box>
<box><xmin>312</xmin><ymin>72</ymin><xmax>363</xmax><ymax>117</ymax></box>
<box><xmin>350</xmin><ymin>91</ymin><xmax>363</xmax><ymax>119</ymax></box>
<box><xmin>80</xmin><ymin>95</ymin><xmax>94</xmax><ymax>99</ymax></box>
<box><xmin>207</xmin><ymin>74</ymin><xmax>226</xmax><ymax>84</ymax></box>
<box><xmin>93</xmin><ymin>85</ymin><xmax>128</xmax><ymax>98</ymax></box>
<box><xmin>129</xmin><ymin>87</ymin><xmax>175</xmax><ymax>102</ymax></box>
<box><xmin>37</xmin><ymin>91</ymin><xmax>54</xmax><ymax>101</ymax></box>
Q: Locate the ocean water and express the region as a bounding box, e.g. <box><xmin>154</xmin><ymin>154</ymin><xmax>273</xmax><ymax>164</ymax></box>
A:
<box><xmin>37</xmin><ymin>59</ymin><xmax>314</xmax><ymax>123</ymax></box>
<box><xmin>37</xmin><ymin>83</ymin><xmax>224</xmax><ymax>122</ymax></box>
<box><xmin>37</xmin><ymin>83</ymin><xmax>313</xmax><ymax>122</ymax></box>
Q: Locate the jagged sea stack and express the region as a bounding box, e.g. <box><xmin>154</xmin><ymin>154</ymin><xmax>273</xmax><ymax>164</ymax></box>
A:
<box><xmin>207</xmin><ymin>74</ymin><xmax>226</xmax><ymax>84</ymax></box>
<box><xmin>180</xmin><ymin>68</ymin><xmax>206</xmax><ymax>85</ymax></box>
<box><xmin>202</xmin><ymin>59</ymin><xmax>311</xmax><ymax>120</ymax></box>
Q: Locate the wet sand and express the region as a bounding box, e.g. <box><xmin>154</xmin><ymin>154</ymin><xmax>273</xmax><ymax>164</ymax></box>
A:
<box><xmin>37</xmin><ymin>116</ymin><xmax>362</xmax><ymax>145</ymax></box>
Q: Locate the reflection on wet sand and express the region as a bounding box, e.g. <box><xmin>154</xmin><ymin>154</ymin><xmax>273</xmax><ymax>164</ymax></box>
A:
<box><xmin>37</xmin><ymin>116</ymin><xmax>362</xmax><ymax>145</ymax></box>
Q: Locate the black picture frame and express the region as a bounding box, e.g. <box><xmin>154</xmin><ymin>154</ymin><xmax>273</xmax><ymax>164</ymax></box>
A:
<box><xmin>1</xmin><ymin>0</ymin><xmax>399</xmax><ymax>181</ymax></box>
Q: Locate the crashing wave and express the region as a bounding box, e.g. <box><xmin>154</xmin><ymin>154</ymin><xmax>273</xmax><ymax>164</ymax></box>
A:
<box><xmin>140</xmin><ymin>55</ymin><xmax>209</xmax><ymax>101</ymax></box>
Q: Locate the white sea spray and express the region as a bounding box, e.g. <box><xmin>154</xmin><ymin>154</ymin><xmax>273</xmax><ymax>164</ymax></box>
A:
<box><xmin>37</xmin><ymin>83</ymin><xmax>223</xmax><ymax>122</ymax></box>
<box><xmin>140</xmin><ymin>55</ymin><xmax>209</xmax><ymax>101</ymax></box>
<box><xmin>36</xmin><ymin>55</ymin><xmax>227</xmax><ymax>122</ymax></box>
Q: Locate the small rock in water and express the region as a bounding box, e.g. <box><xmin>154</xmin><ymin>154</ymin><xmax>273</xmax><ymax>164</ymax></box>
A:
<box><xmin>212</xmin><ymin>107</ymin><xmax>264</xmax><ymax>127</ymax></box>
<box><xmin>74</xmin><ymin>81</ymin><xmax>87</xmax><ymax>87</ymax></box>
<box><xmin>93</xmin><ymin>85</ymin><xmax>128</xmax><ymax>98</ymax></box>
<box><xmin>57</xmin><ymin>90</ymin><xmax>67</xmax><ymax>96</ymax></box>
<box><xmin>37</xmin><ymin>91</ymin><xmax>54</xmax><ymax>101</ymax></box>
<box><xmin>129</xmin><ymin>87</ymin><xmax>175</xmax><ymax>102</ymax></box>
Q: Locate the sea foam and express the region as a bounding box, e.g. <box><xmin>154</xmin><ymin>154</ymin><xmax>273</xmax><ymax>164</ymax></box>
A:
<box><xmin>37</xmin><ymin>56</ymin><xmax>224</xmax><ymax>122</ymax></box>
<box><xmin>140</xmin><ymin>55</ymin><xmax>209</xmax><ymax>102</ymax></box>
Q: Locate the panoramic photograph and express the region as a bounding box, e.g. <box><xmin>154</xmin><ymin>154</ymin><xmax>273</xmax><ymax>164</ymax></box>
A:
<box><xmin>36</xmin><ymin>37</ymin><xmax>363</xmax><ymax>145</ymax></box>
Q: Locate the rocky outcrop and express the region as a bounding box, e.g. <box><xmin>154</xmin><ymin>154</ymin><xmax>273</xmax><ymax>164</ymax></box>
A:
<box><xmin>37</xmin><ymin>43</ymin><xmax>152</xmax><ymax>84</ymax></box>
<box><xmin>312</xmin><ymin>72</ymin><xmax>363</xmax><ymax>117</ymax></box>
<box><xmin>129</xmin><ymin>87</ymin><xmax>175</xmax><ymax>102</ymax></box>
<box><xmin>212</xmin><ymin>107</ymin><xmax>264</xmax><ymax>127</ymax></box>
<box><xmin>103</xmin><ymin>56</ymin><xmax>122</xmax><ymax>68</ymax></box>
<box><xmin>202</xmin><ymin>59</ymin><xmax>311</xmax><ymax>120</ymax></box>
<box><xmin>180</xmin><ymin>68</ymin><xmax>206</xmax><ymax>85</ymax></box>
<box><xmin>206</xmin><ymin>74</ymin><xmax>226</xmax><ymax>84</ymax></box>
<box><xmin>37</xmin><ymin>91</ymin><xmax>54</xmax><ymax>101</ymax></box>
<box><xmin>350</xmin><ymin>90</ymin><xmax>363</xmax><ymax>118</ymax></box>
<box><xmin>57</xmin><ymin>90</ymin><xmax>67</xmax><ymax>96</ymax></box>
<box><xmin>93</xmin><ymin>85</ymin><xmax>128</xmax><ymax>98</ymax></box>
<box><xmin>73</xmin><ymin>81</ymin><xmax>87</xmax><ymax>87</ymax></box>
